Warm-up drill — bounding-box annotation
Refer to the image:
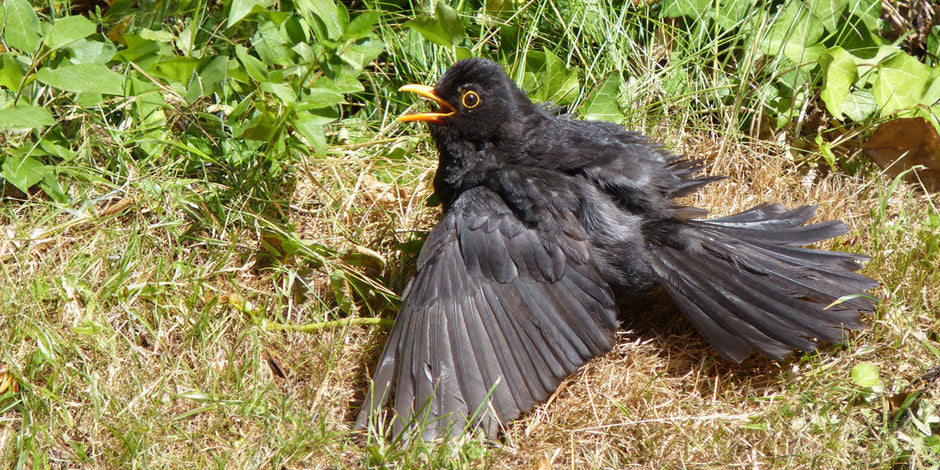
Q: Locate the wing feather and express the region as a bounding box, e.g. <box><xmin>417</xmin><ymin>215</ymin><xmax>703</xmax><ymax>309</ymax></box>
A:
<box><xmin>356</xmin><ymin>186</ymin><xmax>617</xmax><ymax>439</ymax></box>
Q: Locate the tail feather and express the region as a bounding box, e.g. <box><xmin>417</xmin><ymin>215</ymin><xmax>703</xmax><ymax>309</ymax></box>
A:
<box><xmin>648</xmin><ymin>204</ymin><xmax>877</xmax><ymax>362</ymax></box>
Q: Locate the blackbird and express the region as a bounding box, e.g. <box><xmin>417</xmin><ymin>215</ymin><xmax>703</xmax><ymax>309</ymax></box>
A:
<box><xmin>356</xmin><ymin>58</ymin><xmax>877</xmax><ymax>440</ymax></box>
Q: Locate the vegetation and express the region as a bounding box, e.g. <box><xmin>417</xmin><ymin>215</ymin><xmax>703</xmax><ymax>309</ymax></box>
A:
<box><xmin>0</xmin><ymin>0</ymin><xmax>938</xmax><ymax>468</ymax></box>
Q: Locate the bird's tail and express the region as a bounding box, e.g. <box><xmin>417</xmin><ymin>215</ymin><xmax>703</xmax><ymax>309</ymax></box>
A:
<box><xmin>645</xmin><ymin>203</ymin><xmax>878</xmax><ymax>362</ymax></box>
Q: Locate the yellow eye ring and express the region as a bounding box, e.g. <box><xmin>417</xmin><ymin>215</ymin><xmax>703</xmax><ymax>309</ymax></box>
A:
<box><xmin>461</xmin><ymin>91</ymin><xmax>480</xmax><ymax>109</ymax></box>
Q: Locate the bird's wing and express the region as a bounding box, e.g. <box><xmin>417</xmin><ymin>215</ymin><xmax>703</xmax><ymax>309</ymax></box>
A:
<box><xmin>646</xmin><ymin>204</ymin><xmax>878</xmax><ymax>362</ymax></box>
<box><xmin>356</xmin><ymin>186</ymin><xmax>618</xmax><ymax>439</ymax></box>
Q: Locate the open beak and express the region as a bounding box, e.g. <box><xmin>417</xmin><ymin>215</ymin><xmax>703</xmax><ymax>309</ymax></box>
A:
<box><xmin>397</xmin><ymin>84</ymin><xmax>456</xmax><ymax>123</ymax></box>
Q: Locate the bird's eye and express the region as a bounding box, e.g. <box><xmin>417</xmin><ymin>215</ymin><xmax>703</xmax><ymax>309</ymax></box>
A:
<box><xmin>461</xmin><ymin>91</ymin><xmax>480</xmax><ymax>109</ymax></box>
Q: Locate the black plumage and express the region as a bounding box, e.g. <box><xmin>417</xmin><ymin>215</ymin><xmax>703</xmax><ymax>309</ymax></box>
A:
<box><xmin>355</xmin><ymin>58</ymin><xmax>877</xmax><ymax>439</ymax></box>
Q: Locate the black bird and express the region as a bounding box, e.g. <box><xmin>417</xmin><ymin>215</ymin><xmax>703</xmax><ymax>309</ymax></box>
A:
<box><xmin>356</xmin><ymin>58</ymin><xmax>877</xmax><ymax>440</ymax></box>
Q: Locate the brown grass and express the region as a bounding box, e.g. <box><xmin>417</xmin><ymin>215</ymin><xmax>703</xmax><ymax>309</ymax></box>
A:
<box><xmin>1</xmin><ymin>121</ymin><xmax>937</xmax><ymax>469</ymax></box>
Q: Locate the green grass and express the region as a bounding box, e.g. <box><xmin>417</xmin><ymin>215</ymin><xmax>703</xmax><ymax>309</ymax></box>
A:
<box><xmin>1</xmin><ymin>0</ymin><xmax>939</xmax><ymax>468</ymax></box>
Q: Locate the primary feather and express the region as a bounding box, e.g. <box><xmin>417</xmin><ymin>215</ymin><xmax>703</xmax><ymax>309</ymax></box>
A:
<box><xmin>356</xmin><ymin>58</ymin><xmax>877</xmax><ymax>439</ymax></box>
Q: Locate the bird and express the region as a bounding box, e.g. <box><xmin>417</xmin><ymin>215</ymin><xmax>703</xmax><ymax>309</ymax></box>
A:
<box><xmin>355</xmin><ymin>58</ymin><xmax>878</xmax><ymax>440</ymax></box>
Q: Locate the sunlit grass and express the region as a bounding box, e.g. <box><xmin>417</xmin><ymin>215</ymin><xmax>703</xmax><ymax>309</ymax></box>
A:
<box><xmin>0</xmin><ymin>0</ymin><xmax>938</xmax><ymax>468</ymax></box>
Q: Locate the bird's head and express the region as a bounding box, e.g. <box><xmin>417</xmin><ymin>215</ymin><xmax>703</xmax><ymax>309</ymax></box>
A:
<box><xmin>398</xmin><ymin>58</ymin><xmax>522</xmax><ymax>144</ymax></box>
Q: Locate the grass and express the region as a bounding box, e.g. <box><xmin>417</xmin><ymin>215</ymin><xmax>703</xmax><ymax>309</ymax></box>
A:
<box><xmin>1</xmin><ymin>0</ymin><xmax>939</xmax><ymax>468</ymax></box>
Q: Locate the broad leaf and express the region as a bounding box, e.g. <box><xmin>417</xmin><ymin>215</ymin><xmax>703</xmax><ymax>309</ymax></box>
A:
<box><xmin>228</xmin><ymin>0</ymin><xmax>271</xmax><ymax>27</ymax></box>
<box><xmin>0</xmin><ymin>54</ymin><xmax>26</xmax><ymax>91</ymax></box>
<box><xmin>2</xmin><ymin>0</ymin><xmax>40</xmax><ymax>53</ymax></box>
<box><xmin>842</xmin><ymin>88</ymin><xmax>877</xmax><ymax>122</ymax></box>
<box><xmin>0</xmin><ymin>105</ymin><xmax>54</xmax><ymax>129</ymax></box>
<box><xmin>1</xmin><ymin>155</ymin><xmax>49</xmax><ymax>192</ymax></box>
<box><xmin>44</xmin><ymin>15</ymin><xmax>97</xmax><ymax>50</ymax></box>
<box><xmin>435</xmin><ymin>1</ymin><xmax>465</xmax><ymax>46</ymax></box>
<box><xmin>345</xmin><ymin>11</ymin><xmax>379</xmax><ymax>37</ymax></box>
<box><xmin>404</xmin><ymin>17</ymin><xmax>452</xmax><ymax>47</ymax></box>
<box><xmin>660</xmin><ymin>0</ymin><xmax>710</xmax><ymax>18</ymax></box>
<box><xmin>582</xmin><ymin>73</ymin><xmax>623</xmax><ymax>123</ymax></box>
<box><xmin>65</xmin><ymin>39</ymin><xmax>118</xmax><ymax>64</ymax></box>
<box><xmin>873</xmin><ymin>52</ymin><xmax>932</xmax><ymax>115</ymax></box>
<box><xmin>36</xmin><ymin>63</ymin><xmax>126</xmax><ymax>95</ymax></box>
<box><xmin>760</xmin><ymin>2</ymin><xmax>825</xmax><ymax>63</ymax></box>
<box><xmin>850</xmin><ymin>362</ymin><xmax>880</xmax><ymax>388</ymax></box>
<box><xmin>819</xmin><ymin>46</ymin><xmax>859</xmax><ymax>120</ymax></box>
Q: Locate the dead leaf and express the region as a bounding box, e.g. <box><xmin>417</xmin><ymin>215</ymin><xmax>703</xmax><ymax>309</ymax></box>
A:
<box><xmin>863</xmin><ymin>117</ymin><xmax>940</xmax><ymax>191</ymax></box>
<box><xmin>0</xmin><ymin>363</ymin><xmax>17</xmax><ymax>395</ymax></box>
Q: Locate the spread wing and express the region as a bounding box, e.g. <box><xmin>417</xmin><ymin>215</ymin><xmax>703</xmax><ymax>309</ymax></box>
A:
<box><xmin>355</xmin><ymin>186</ymin><xmax>618</xmax><ymax>439</ymax></box>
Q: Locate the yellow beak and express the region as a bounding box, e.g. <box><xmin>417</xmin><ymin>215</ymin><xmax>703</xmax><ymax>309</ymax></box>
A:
<box><xmin>397</xmin><ymin>84</ymin><xmax>456</xmax><ymax>123</ymax></box>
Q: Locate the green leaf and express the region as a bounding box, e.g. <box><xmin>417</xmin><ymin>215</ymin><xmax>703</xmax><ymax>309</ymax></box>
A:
<box><xmin>435</xmin><ymin>1</ymin><xmax>465</xmax><ymax>46</ymax></box>
<box><xmin>404</xmin><ymin>17</ymin><xmax>452</xmax><ymax>47</ymax></box>
<box><xmin>196</xmin><ymin>56</ymin><xmax>228</xmax><ymax>97</ymax></box>
<box><xmin>253</xmin><ymin>20</ymin><xmax>294</xmax><ymax>66</ymax></box>
<box><xmin>810</xmin><ymin>0</ymin><xmax>848</xmax><ymax>32</ymax></box>
<box><xmin>340</xmin><ymin>36</ymin><xmax>384</xmax><ymax>70</ymax></box>
<box><xmin>404</xmin><ymin>2</ymin><xmax>465</xmax><ymax>47</ymax></box>
<box><xmin>759</xmin><ymin>2</ymin><xmax>825</xmax><ymax>63</ymax></box>
<box><xmin>2</xmin><ymin>0</ymin><xmax>40</xmax><ymax>53</ymax></box>
<box><xmin>847</xmin><ymin>0</ymin><xmax>881</xmax><ymax>32</ymax></box>
<box><xmin>0</xmin><ymin>105</ymin><xmax>54</xmax><ymax>129</ymax></box>
<box><xmin>712</xmin><ymin>0</ymin><xmax>754</xmax><ymax>31</ymax></box>
<box><xmin>819</xmin><ymin>47</ymin><xmax>859</xmax><ymax>120</ymax></box>
<box><xmin>0</xmin><ymin>54</ymin><xmax>26</xmax><ymax>91</ymax></box>
<box><xmin>44</xmin><ymin>15</ymin><xmax>97</xmax><ymax>50</ymax></box>
<box><xmin>660</xmin><ymin>0</ymin><xmax>710</xmax><ymax>18</ymax></box>
<box><xmin>524</xmin><ymin>50</ymin><xmax>580</xmax><ymax>105</ymax></box>
<box><xmin>873</xmin><ymin>51</ymin><xmax>932</xmax><ymax>115</ymax></box>
<box><xmin>582</xmin><ymin>73</ymin><xmax>623</xmax><ymax>123</ymax></box>
<box><xmin>292</xmin><ymin>113</ymin><xmax>328</xmax><ymax>153</ymax></box>
<box><xmin>65</xmin><ymin>39</ymin><xmax>117</xmax><ymax>64</ymax></box>
<box><xmin>36</xmin><ymin>63</ymin><xmax>125</xmax><ymax>95</ymax></box>
<box><xmin>236</xmin><ymin>45</ymin><xmax>269</xmax><ymax>82</ymax></box>
<box><xmin>238</xmin><ymin>115</ymin><xmax>274</xmax><ymax>142</ymax></box>
<box><xmin>299</xmin><ymin>0</ymin><xmax>344</xmax><ymax>40</ymax></box>
<box><xmin>345</xmin><ymin>11</ymin><xmax>379</xmax><ymax>38</ymax></box>
<box><xmin>228</xmin><ymin>0</ymin><xmax>271</xmax><ymax>27</ymax></box>
<box><xmin>1</xmin><ymin>155</ymin><xmax>49</xmax><ymax>192</ymax></box>
<box><xmin>303</xmin><ymin>87</ymin><xmax>345</xmax><ymax>108</ymax></box>
<box><xmin>850</xmin><ymin>362</ymin><xmax>880</xmax><ymax>388</ymax></box>
<box><xmin>151</xmin><ymin>57</ymin><xmax>200</xmax><ymax>86</ymax></box>
<box><xmin>260</xmin><ymin>82</ymin><xmax>297</xmax><ymax>104</ymax></box>
<box><xmin>842</xmin><ymin>88</ymin><xmax>878</xmax><ymax>122</ymax></box>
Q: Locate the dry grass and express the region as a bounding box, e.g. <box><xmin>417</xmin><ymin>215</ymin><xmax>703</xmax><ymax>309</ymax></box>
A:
<box><xmin>1</xmin><ymin>116</ymin><xmax>938</xmax><ymax>469</ymax></box>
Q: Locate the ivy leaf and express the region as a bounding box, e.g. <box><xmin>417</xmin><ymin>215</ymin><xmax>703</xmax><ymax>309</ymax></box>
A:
<box><xmin>842</xmin><ymin>88</ymin><xmax>877</xmax><ymax>122</ymax></box>
<box><xmin>522</xmin><ymin>50</ymin><xmax>578</xmax><ymax>104</ymax></box>
<box><xmin>2</xmin><ymin>0</ymin><xmax>41</xmax><ymax>53</ymax></box>
<box><xmin>760</xmin><ymin>2</ymin><xmax>825</xmax><ymax>63</ymax></box>
<box><xmin>873</xmin><ymin>51</ymin><xmax>932</xmax><ymax>115</ymax></box>
<box><xmin>36</xmin><ymin>63</ymin><xmax>126</xmax><ymax>96</ymax></box>
<box><xmin>0</xmin><ymin>105</ymin><xmax>54</xmax><ymax>129</ymax></box>
<box><xmin>847</xmin><ymin>0</ymin><xmax>881</xmax><ymax>32</ymax></box>
<box><xmin>582</xmin><ymin>73</ymin><xmax>623</xmax><ymax>123</ymax></box>
<box><xmin>819</xmin><ymin>46</ymin><xmax>859</xmax><ymax>120</ymax></box>
<box><xmin>44</xmin><ymin>15</ymin><xmax>97</xmax><ymax>50</ymax></box>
